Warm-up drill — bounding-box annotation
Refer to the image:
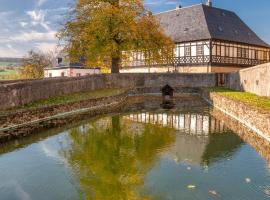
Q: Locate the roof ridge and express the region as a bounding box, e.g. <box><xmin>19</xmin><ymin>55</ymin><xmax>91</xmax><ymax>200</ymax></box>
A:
<box><xmin>154</xmin><ymin>3</ymin><xmax>203</xmax><ymax>16</ymax></box>
<box><xmin>201</xmin><ymin>4</ymin><xmax>213</xmax><ymax>39</ymax></box>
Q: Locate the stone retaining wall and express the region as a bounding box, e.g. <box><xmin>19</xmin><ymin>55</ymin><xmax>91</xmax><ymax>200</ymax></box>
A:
<box><xmin>0</xmin><ymin>73</ymin><xmax>216</xmax><ymax>109</ymax></box>
<box><xmin>225</xmin><ymin>62</ymin><xmax>270</xmax><ymax>96</ymax></box>
<box><xmin>0</xmin><ymin>93</ymin><xmax>128</xmax><ymax>143</ymax></box>
<box><xmin>210</xmin><ymin>108</ymin><xmax>270</xmax><ymax>166</ymax></box>
<box><xmin>201</xmin><ymin>89</ymin><xmax>270</xmax><ymax>142</ymax></box>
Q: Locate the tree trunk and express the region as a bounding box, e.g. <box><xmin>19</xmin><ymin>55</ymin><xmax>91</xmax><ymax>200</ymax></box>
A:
<box><xmin>111</xmin><ymin>57</ymin><xmax>120</xmax><ymax>73</ymax></box>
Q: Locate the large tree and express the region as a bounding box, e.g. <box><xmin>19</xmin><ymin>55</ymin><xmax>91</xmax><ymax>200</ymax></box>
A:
<box><xmin>58</xmin><ymin>0</ymin><xmax>175</xmax><ymax>73</ymax></box>
<box><xmin>20</xmin><ymin>50</ymin><xmax>53</xmax><ymax>79</ymax></box>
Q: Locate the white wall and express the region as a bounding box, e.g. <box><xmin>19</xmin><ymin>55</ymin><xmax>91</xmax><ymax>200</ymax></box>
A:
<box><xmin>120</xmin><ymin>67</ymin><xmax>175</xmax><ymax>73</ymax></box>
<box><xmin>44</xmin><ymin>68</ymin><xmax>100</xmax><ymax>78</ymax></box>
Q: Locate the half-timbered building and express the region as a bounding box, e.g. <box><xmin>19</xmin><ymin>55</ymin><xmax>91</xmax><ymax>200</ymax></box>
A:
<box><xmin>121</xmin><ymin>1</ymin><xmax>270</xmax><ymax>73</ymax></box>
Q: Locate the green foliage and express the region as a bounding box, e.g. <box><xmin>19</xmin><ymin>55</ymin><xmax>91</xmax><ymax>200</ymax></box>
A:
<box><xmin>207</xmin><ymin>87</ymin><xmax>270</xmax><ymax>112</ymax></box>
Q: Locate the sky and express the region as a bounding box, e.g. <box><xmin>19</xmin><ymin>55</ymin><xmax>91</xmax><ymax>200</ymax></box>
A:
<box><xmin>0</xmin><ymin>0</ymin><xmax>269</xmax><ymax>58</ymax></box>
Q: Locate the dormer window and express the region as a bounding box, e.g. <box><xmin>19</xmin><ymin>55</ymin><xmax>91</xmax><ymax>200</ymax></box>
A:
<box><xmin>57</xmin><ymin>58</ymin><xmax>63</xmax><ymax>64</ymax></box>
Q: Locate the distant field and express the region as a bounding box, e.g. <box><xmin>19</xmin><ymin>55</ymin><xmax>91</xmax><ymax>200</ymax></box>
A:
<box><xmin>0</xmin><ymin>61</ymin><xmax>21</xmax><ymax>67</ymax></box>
<box><xmin>0</xmin><ymin>69</ymin><xmax>19</xmax><ymax>80</ymax></box>
<box><xmin>0</xmin><ymin>61</ymin><xmax>21</xmax><ymax>80</ymax></box>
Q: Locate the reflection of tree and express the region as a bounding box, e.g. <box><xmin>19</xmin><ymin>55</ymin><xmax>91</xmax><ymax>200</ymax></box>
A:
<box><xmin>202</xmin><ymin>131</ymin><xmax>243</xmax><ymax>165</ymax></box>
<box><xmin>61</xmin><ymin>115</ymin><xmax>175</xmax><ymax>200</ymax></box>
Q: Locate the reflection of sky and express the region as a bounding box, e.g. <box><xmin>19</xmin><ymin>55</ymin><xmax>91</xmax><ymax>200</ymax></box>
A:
<box><xmin>0</xmin><ymin>132</ymin><xmax>79</xmax><ymax>200</ymax></box>
<box><xmin>144</xmin><ymin>145</ymin><xmax>270</xmax><ymax>200</ymax></box>
<box><xmin>39</xmin><ymin>133</ymin><xmax>69</xmax><ymax>165</ymax></box>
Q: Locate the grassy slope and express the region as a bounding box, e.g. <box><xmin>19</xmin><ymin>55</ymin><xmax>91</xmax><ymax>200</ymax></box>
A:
<box><xmin>21</xmin><ymin>88</ymin><xmax>126</xmax><ymax>109</ymax></box>
<box><xmin>207</xmin><ymin>87</ymin><xmax>270</xmax><ymax>112</ymax></box>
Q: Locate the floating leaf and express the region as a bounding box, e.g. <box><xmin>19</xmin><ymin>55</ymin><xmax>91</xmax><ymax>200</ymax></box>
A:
<box><xmin>187</xmin><ymin>185</ymin><xmax>196</xmax><ymax>189</ymax></box>
<box><xmin>209</xmin><ymin>190</ymin><xmax>218</xmax><ymax>196</ymax></box>
<box><xmin>245</xmin><ymin>178</ymin><xmax>251</xmax><ymax>183</ymax></box>
<box><xmin>187</xmin><ymin>167</ymin><xmax>191</xmax><ymax>170</ymax></box>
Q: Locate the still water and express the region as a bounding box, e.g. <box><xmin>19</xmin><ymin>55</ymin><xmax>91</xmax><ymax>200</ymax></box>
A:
<box><xmin>0</xmin><ymin>105</ymin><xmax>270</xmax><ymax>200</ymax></box>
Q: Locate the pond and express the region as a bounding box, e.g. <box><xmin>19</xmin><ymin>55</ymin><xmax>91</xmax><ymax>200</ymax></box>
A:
<box><xmin>0</xmin><ymin>98</ymin><xmax>270</xmax><ymax>200</ymax></box>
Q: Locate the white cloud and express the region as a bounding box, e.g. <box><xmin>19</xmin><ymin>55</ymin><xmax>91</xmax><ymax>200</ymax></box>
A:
<box><xmin>34</xmin><ymin>42</ymin><xmax>58</xmax><ymax>53</ymax></box>
<box><xmin>20</xmin><ymin>22</ymin><xmax>28</xmax><ymax>27</ymax></box>
<box><xmin>27</xmin><ymin>10</ymin><xmax>51</xmax><ymax>31</ymax></box>
<box><xmin>11</xmin><ymin>31</ymin><xmax>57</xmax><ymax>42</ymax></box>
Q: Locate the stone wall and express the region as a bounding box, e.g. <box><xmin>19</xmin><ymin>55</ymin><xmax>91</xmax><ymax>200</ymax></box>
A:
<box><xmin>120</xmin><ymin>65</ymin><xmax>245</xmax><ymax>73</ymax></box>
<box><xmin>225</xmin><ymin>62</ymin><xmax>270</xmax><ymax>96</ymax></box>
<box><xmin>210</xmin><ymin>108</ymin><xmax>270</xmax><ymax>167</ymax></box>
<box><xmin>201</xmin><ymin>89</ymin><xmax>270</xmax><ymax>142</ymax></box>
<box><xmin>0</xmin><ymin>73</ymin><xmax>216</xmax><ymax>109</ymax></box>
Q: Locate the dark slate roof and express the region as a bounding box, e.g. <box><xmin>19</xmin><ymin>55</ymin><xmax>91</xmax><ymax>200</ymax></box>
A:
<box><xmin>156</xmin><ymin>4</ymin><xmax>269</xmax><ymax>48</ymax></box>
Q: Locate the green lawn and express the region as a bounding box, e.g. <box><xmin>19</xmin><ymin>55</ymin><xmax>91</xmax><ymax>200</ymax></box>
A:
<box><xmin>19</xmin><ymin>88</ymin><xmax>126</xmax><ymax>109</ymax></box>
<box><xmin>207</xmin><ymin>87</ymin><xmax>270</xmax><ymax>112</ymax></box>
<box><xmin>0</xmin><ymin>69</ymin><xmax>19</xmax><ymax>80</ymax></box>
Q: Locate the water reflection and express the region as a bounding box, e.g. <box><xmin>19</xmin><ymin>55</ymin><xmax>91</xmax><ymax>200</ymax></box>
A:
<box><xmin>124</xmin><ymin>111</ymin><xmax>243</xmax><ymax>166</ymax></box>
<box><xmin>61</xmin><ymin>116</ymin><xmax>175</xmax><ymax>199</ymax></box>
<box><xmin>0</xmin><ymin>105</ymin><xmax>270</xmax><ymax>199</ymax></box>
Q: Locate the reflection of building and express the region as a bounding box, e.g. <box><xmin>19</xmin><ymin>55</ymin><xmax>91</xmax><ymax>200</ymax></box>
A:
<box><xmin>123</xmin><ymin>112</ymin><xmax>228</xmax><ymax>135</ymax></box>
<box><xmin>121</xmin><ymin>1</ymin><xmax>270</xmax><ymax>73</ymax></box>
<box><xmin>123</xmin><ymin>111</ymin><xmax>243</xmax><ymax>166</ymax></box>
<box><xmin>44</xmin><ymin>53</ymin><xmax>100</xmax><ymax>78</ymax></box>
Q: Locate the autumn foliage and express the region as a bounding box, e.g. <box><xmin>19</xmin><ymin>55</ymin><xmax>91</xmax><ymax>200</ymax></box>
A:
<box><xmin>58</xmin><ymin>0</ymin><xmax>175</xmax><ymax>73</ymax></box>
<box><xmin>20</xmin><ymin>50</ymin><xmax>53</xmax><ymax>79</ymax></box>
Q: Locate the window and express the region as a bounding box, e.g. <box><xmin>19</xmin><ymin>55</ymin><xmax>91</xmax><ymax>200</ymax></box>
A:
<box><xmin>57</xmin><ymin>58</ymin><xmax>63</xmax><ymax>64</ymax></box>
<box><xmin>184</xmin><ymin>46</ymin><xmax>191</xmax><ymax>56</ymax></box>
<box><xmin>225</xmin><ymin>46</ymin><xmax>230</xmax><ymax>57</ymax></box>
<box><xmin>241</xmin><ymin>48</ymin><xmax>248</xmax><ymax>58</ymax></box>
<box><xmin>255</xmin><ymin>50</ymin><xmax>259</xmax><ymax>59</ymax></box>
<box><xmin>221</xmin><ymin>46</ymin><xmax>225</xmax><ymax>56</ymax></box>
<box><xmin>196</xmin><ymin>45</ymin><xmax>204</xmax><ymax>56</ymax></box>
<box><xmin>216</xmin><ymin>45</ymin><xmax>221</xmax><ymax>56</ymax></box>
<box><xmin>237</xmin><ymin>48</ymin><xmax>241</xmax><ymax>58</ymax></box>
<box><xmin>263</xmin><ymin>51</ymin><xmax>268</xmax><ymax>60</ymax></box>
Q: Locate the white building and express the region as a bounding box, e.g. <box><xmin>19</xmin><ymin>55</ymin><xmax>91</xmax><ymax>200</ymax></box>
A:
<box><xmin>44</xmin><ymin>54</ymin><xmax>100</xmax><ymax>78</ymax></box>
<box><xmin>121</xmin><ymin>1</ymin><xmax>270</xmax><ymax>73</ymax></box>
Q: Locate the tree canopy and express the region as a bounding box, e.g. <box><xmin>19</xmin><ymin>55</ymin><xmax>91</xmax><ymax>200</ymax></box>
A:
<box><xmin>20</xmin><ymin>50</ymin><xmax>53</xmax><ymax>79</ymax></box>
<box><xmin>58</xmin><ymin>0</ymin><xmax>175</xmax><ymax>73</ymax></box>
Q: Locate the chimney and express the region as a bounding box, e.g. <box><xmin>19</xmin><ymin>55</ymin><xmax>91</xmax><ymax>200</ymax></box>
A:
<box><xmin>176</xmin><ymin>4</ymin><xmax>182</xmax><ymax>9</ymax></box>
<box><xmin>207</xmin><ymin>0</ymin><xmax>212</xmax><ymax>7</ymax></box>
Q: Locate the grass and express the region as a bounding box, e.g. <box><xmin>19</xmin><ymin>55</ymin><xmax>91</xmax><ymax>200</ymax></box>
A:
<box><xmin>9</xmin><ymin>88</ymin><xmax>126</xmax><ymax>111</ymax></box>
<box><xmin>0</xmin><ymin>69</ymin><xmax>19</xmax><ymax>80</ymax></box>
<box><xmin>207</xmin><ymin>87</ymin><xmax>270</xmax><ymax>112</ymax></box>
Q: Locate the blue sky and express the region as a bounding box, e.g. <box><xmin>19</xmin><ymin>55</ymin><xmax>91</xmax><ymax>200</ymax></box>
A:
<box><xmin>0</xmin><ymin>0</ymin><xmax>269</xmax><ymax>58</ymax></box>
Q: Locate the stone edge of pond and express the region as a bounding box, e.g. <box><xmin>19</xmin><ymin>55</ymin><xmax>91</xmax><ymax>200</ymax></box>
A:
<box><xmin>0</xmin><ymin>93</ymin><xmax>129</xmax><ymax>143</ymax></box>
<box><xmin>210</xmin><ymin>108</ymin><xmax>270</xmax><ymax>164</ymax></box>
<box><xmin>0</xmin><ymin>86</ymin><xmax>199</xmax><ymax>143</ymax></box>
<box><xmin>200</xmin><ymin>88</ymin><xmax>270</xmax><ymax>143</ymax></box>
